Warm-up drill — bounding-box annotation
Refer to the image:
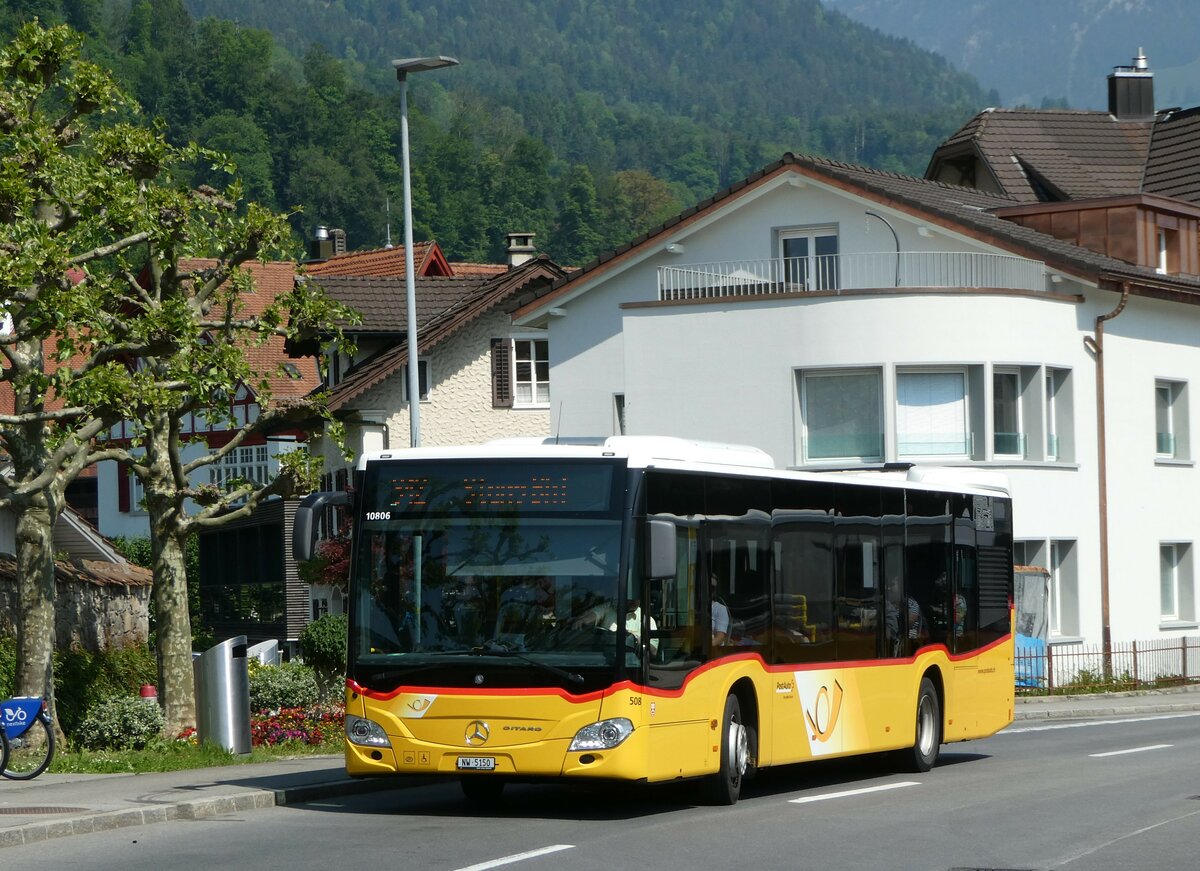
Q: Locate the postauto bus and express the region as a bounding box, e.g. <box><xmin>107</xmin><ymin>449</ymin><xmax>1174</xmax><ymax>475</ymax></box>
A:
<box><xmin>294</xmin><ymin>436</ymin><xmax>1014</xmax><ymax>805</ymax></box>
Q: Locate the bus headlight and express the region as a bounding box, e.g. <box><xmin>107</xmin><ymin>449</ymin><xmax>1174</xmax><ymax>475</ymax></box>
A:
<box><xmin>568</xmin><ymin>717</ymin><xmax>634</xmax><ymax>751</ymax></box>
<box><xmin>345</xmin><ymin>714</ymin><xmax>391</xmax><ymax>747</ymax></box>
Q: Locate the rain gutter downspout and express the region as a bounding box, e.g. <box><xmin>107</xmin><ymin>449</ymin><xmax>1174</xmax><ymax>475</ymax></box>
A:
<box><xmin>1082</xmin><ymin>281</ymin><xmax>1131</xmax><ymax>680</ymax></box>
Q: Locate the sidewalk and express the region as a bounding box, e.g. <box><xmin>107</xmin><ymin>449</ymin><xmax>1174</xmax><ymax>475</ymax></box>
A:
<box><xmin>2</xmin><ymin>685</ymin><xmax>1199</xmax><ymax>848</ymax></box>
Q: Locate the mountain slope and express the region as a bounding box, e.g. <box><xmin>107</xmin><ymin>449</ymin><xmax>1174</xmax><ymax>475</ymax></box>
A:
<box><xmin>824</xmin><ymin>0</ymin><xmax>1200</xmax><ymax>109</ymax></box>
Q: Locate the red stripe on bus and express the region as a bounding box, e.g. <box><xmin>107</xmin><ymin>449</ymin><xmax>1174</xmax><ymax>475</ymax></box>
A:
<box><xmin>346</xmin><ymin>632</ymin><xmax>1011</xmax><ymax>702</ymax></box>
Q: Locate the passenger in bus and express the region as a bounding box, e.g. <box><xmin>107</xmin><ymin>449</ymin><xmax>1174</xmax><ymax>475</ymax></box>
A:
<box><xmin>711</xmin><ymin>575</ymin><xmax>731</xmax><ymax>645</ymax></box>
<box><xmin>884</xmin><ymin>574</ymin><xmax>928</xmax><ymax>655</ymax></box>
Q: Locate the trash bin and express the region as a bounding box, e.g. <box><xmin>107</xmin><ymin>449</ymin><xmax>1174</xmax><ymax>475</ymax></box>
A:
<box><xmin>247</xmin><ymin>639</ymin><xmax>281</xmax><ymax>666</ymax></box>
<box><xmin>193</xmin><ymin>635</ymin><xmax>251</xmax><ymax>754</ymax></box>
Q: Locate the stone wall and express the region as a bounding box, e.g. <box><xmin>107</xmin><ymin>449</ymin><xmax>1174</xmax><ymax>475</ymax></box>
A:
<box><xmin>0</xmin><ymin>556</ymin><xmax>152</xmax><ymax>651</ymax></box>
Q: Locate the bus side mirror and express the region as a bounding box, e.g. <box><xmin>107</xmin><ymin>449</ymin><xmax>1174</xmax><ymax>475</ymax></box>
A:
<box><xmin>646</xmin><ymin>518</ymin><xmax>676</xmax><ymax>579</ymax></box>
<box><xmin>293</xmin><ymin>491</ymin><xmax>350</xmax><ymax>562</ymax></box>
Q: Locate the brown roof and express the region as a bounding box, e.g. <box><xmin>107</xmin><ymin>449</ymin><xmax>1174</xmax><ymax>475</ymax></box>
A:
<box><xmin>928</xmin><ymin>109</ymin><xmax>1154</xmax><ymax>202</ymax></box>
<box><xmin>179</xmin><ymin>258</ymin><xmax>322</xmax><ymax>401</ymax></box>
<box><xmin>448</xmin><ymin>262</ymin><xmax>508</xmax><ymax>277</ymax></box>
<box><xmin>303</xmin><ymin>241</ymin><xmax>452</xmax><ymax>278</ymax></box>
<box><xmin>1143</xmin><ymin>107</ymin><xmax>1200</xmax><ymax>204</ymax></box>
<box><xmin>310</xmin><ymin>275</ymin><xmax>491</xmax><ymax>335</ymax></box>
<box><xmin>515</xmin><ymin>152</ymin><xmax>1200</xmax><ymax>322</ymax></box>
<box><xmin>323</xmin><ymin>257</ymin><xmax>568</xmax><ymax>412</ymax></box>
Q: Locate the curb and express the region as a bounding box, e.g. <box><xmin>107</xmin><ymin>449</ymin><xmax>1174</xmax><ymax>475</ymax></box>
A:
<box><xmin>0</xmin><ymin>790</ymin><xmax>276</xmax><ymax>849</ymax></box>
<box><xmin>0</xmin><ymin>776</ymin><xmax>410</xmax><ymax>849</ymax></box>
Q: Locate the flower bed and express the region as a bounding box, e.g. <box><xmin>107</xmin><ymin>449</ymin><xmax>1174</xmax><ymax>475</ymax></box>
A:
<box><xmin>250</xmin><ymin>703</ymin><xmax>344</xmax><ymax>747</ymax></box>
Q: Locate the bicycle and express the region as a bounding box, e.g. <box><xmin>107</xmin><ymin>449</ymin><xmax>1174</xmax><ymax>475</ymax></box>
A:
<box><xmin>1</xmin><ymin>697</ymin><xmax>55</xmax><ymax>780</ymax></box>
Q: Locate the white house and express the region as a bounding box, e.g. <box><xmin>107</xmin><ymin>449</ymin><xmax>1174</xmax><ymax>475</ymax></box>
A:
<box><xmin>512</xmin><ymin>150</ymin><xmax>1200</xmax><ymax>654</ymax></box>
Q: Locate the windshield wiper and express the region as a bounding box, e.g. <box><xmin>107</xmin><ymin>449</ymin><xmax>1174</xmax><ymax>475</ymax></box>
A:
<box><xmin>470</xmin><ymin>640</ymin><xmax>584</xmax><ymax>685</ymax></box>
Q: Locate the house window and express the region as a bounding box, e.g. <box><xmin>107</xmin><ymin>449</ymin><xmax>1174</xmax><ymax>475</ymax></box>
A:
<box><xmin>1048</xmin><ymin>539</ymin><xmax>1078</xmax><ymax>637</ymax></box>
<box><xmin>401</xmin><ymin>359</ymin><xmax>431</xmax><ymax>402</ymax></box>
<box><xmin>490</xmin><ymin>337</ymin><xmax>549</xmax><ymax>409</ymax></box>
<box><xmin>513</xmin><ymin>339</ymin><xmax>549</xmax><ymax>407</ymax></box>
<box><xmin>1156</xmin><ymin>379</ymin><xmax>1188</xmax><ymax>459</ymax></box>
<box><xmin>780</xmin><ymin>227</ymin><xmax>839</xmax><ymax>291</ymax></box>
<box><xmin>896</xmin><ymin>370</ymin><xmax>969</xmax><ymax>458</ymax></box>
<box><xmin>799</xmin><ymin>368</ymin><xmax>883</xmax><ymax>462</ymax></box>
<box><xmin>1160</xmin><ymin>542</ymin><xmax>1195</xmax><ymax>623</ymax></box>
<box><xmin>210</xmin><ymin>444</ymin><xmax>271</xmax><ymax>489</ymax></box>
<box><xmin>127</xmin><ymin>468</ymin><xmax>145</xmax><ymax>513</ymax></box>
<box><xmin>993</xmin><ymin>369</ymin><xmax>1025</xmax><ymax>458</ymax></box>
<box><xmin>1046</xmin><ymin>371</ymin><xmax>1059</xmax><ymax>460</ymax></box>
<box><xmin>1156</xmin><ymin>228</ymin><xmax>1179</xmax><ymax>275</ymax></box>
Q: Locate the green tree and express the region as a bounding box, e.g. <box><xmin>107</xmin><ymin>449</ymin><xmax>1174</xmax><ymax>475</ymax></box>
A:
<box><xmin>95</xmin><ymin>217</ymin><xmax>356</xmax><ymax>734</ymax></box>
<box><xmin>549</xmin><ymin>164</ymin><xmax>604</xmax><ymax>266</ymax></box>
<box><xmin>0</xmin><ymin>21</ymin><xmax>158</xmax><ymax>731</ymax></box>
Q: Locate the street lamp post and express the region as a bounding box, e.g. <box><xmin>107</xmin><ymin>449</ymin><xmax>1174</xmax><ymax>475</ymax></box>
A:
<box><xmin>392</xmin><ymin>55</ymin><xmax>459</xmax><ymax>447</ymax></box>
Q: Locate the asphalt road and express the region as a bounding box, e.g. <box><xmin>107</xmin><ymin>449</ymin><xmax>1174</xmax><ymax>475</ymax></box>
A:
<box><xmin>12</xmin><ymin>711</ymin><xmax>1200</xmax><ymax>871</ymax></box>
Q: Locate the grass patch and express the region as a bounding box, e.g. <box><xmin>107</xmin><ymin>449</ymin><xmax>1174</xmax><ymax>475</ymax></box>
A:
<box><xmin>50</xmin><ymin>738</ymin><xmax>345</xmax><ymax>774</ymax></box>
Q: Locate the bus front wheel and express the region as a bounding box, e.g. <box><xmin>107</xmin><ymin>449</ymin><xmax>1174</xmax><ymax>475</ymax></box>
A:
<box><xmin>899</xmin><ymin>677</ymin><xmax>941</xmax><ymax>773</ymax></box>
<box><xmin>707</xmin><ymin>694</ymin><xmax>748</xmax><ymax>805</ymax></box>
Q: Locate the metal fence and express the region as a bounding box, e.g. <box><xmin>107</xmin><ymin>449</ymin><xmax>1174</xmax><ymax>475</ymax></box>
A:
<box><xmin>657</xmin><ymin>251</ymin><xmax>1047</xmax><ymax>300</ymax></box>
<box><xmin>1015</xmin><ymin>636</ymin><xmax>1200</xmax><ymax>695</ymax></box>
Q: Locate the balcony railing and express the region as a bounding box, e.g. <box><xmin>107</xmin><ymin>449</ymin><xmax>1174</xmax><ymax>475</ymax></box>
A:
<box><xmin>657</xmin><ymin>252</ymin><xmax>1047</xmax><ymax>301</ymax></box>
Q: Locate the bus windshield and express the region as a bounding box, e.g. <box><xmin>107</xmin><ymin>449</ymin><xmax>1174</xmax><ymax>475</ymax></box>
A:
<box><xmin>349</xmin><ymin>459</ymin><xmax>633</xmax><ymax>690</ymax></box>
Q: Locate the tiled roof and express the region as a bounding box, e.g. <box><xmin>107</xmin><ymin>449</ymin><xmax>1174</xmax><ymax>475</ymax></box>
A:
<box><xmin>929</xmin><ymin>109</ymin><xmax>1154</xmax><ymax>202</ymax></box>
<box><xmin>1143</xmin><ymin>106</ymin><xmax>1200</xmax><ymax>204</ymax></box>
<box><xmin>515</xmin><ymin>151</ymin><xmax>1200</xmax><ymax>322</ymax></box>
<box><xmin>323</xmin><ymin>257</ymin><xmax>568</xmax><ymax>412</ymax></box>
<box><xmin>0</xmin><ymin>259</ymin><xmax>319</xmax><ymax>415</ymax></box>
<box><xmin>448</xmin><ymin>262</ymin><xmax>508</xmax><ymax>277</ymax></box>
<box><xmin>302</xmin><ymin>241</ymin><xmax>451</xmax><ymax>277</ymax></box>
<box><xmin>180</xmin><ymin>258</ymin><xmax>322</xmax><ymax>401</ymax></box>
<box><xmin>309</xmin><ymin>275</ymin><xmax>490</xmax><ymax>335</ymax></box>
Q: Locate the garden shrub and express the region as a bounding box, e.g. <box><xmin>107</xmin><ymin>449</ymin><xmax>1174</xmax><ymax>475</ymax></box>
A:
<box><xmin>298</xmin><ymin>614</ymin><xmax>347</xmax><ymax>699</ymax></box>
<box><xmin>54</xmin><ymin>643</ymin><xmax>159</xmax><ymax>738</ymax></box>
<box><xmin>298</xmin><ymin>613</ymin><xmax>347</xmax><ymax>675</ymax></box>
<box><xmin>0</xmin><ymin>634</ymin><xmax>15</xmax><ymax>698</ymax></box>
<box><xmin>248</xmin><ymin>660</ymin><xmax>320</xmax><ymax>713</ymax></box>
<box><xmin>76</xmin><ymin>695</ymin><xmax>165</xmax><ymax>750</ymax></box>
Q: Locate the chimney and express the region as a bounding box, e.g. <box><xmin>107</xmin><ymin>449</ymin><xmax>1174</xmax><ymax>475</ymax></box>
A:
<box><xmin>1107</xmin><ymin>48</ymin><xmax>1154</xmax><ymax>120</ymax></box>
<box><xmin>506</xmin><ymin>232</ymin><xmax>536</xmax><ymax>268</ymax></box>
<box><xmin>330</xmin><ymin>227</ymin><xmax>347</xmax><ymax>256</ymax></box>
<box><xmin>307</xmin><ymin>225</ymin><xmax>334</xmax><ymax>262</ymax></box>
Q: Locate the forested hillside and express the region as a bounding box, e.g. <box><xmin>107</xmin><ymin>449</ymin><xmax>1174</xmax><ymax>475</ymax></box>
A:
<box><xmin>3</xmin><ymin>1</ymin><xmax>989</xmax><ymax>265</ymax></box>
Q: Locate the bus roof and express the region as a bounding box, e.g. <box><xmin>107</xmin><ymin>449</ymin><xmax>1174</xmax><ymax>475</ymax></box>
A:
<box><xmin>357</xmin><ymin>436</ymin><xmax>1010</xmax><ymax>497</ymax></box>
<box><xmin>358</xmin><ymin>436</ymin><xmax>776</xmax><ymax>472</ymax></box>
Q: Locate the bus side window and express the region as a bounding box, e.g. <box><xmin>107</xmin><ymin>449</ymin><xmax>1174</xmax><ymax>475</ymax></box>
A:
<box><xmin>771</xmin><ymin>511</ymin><xmax>835</xmax><ymax>664</ymax></box>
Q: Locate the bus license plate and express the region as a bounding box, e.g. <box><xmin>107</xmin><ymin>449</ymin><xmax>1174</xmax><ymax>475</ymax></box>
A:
<box><xmin>457</xmin><ymin>756</ymin><xmax>496</xmax><ymax>771</ymax></box>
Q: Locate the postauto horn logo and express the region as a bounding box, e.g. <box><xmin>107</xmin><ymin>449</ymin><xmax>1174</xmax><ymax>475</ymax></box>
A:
<box><xmin>805</xmin><ymin>680</ymin><xmax>844</xmax><ymax>743</ymax></box>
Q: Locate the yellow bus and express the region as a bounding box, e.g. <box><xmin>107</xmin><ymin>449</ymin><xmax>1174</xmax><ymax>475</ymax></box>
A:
<box><xmin>295</xmin><ymin>436</ymin><xmax>1014</xmax><ymax>805</ymax></box>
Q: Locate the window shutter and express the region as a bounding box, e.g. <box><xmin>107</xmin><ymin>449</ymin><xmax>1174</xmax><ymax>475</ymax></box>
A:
<box><xmin>118</xmin><ymin>462</ymin><xmax>130</xmax><ymax>512</ymax></box>
<box><xmin>491</xmin><ymin>338</ymin><xmax>513</xmax><ymax>408</ymax></box>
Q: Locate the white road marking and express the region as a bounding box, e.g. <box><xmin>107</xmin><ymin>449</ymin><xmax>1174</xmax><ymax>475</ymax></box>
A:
<box><xmin>789</xmin><ymin>781</ymin><xmax>920</xmax><ymax>804</ymax></box>
<box><xmin>1003</xmin><ymin>711</ymin><xmax>1200</xmax><ymax>734</ymax></box>
<box><xmin>454</xmin><ymin>844</ymin><xmax>575</xmax><ymax>871</ymax></box>
<box><xmin>1088</xmin><ymin>743</ymin><xmax>1173</xmax><ymax>758</ymax></box>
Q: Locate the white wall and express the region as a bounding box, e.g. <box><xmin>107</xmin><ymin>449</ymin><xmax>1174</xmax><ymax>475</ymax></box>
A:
<box><xmin>540</xmin><ymin>171</ymin><xmax>1200</xmax><ymax>647</ymax></box>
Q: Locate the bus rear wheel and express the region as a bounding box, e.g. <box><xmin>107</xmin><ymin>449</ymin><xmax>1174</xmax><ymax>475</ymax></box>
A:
<box><xmin>898</xmin><ymin>676</ymin><xmax>941</xmax><ymax>773</ymax></box>
<box><xmin>707</xmin><ymin>694</ymin><xmax>748</xmax><ymax>805</ymax></box>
